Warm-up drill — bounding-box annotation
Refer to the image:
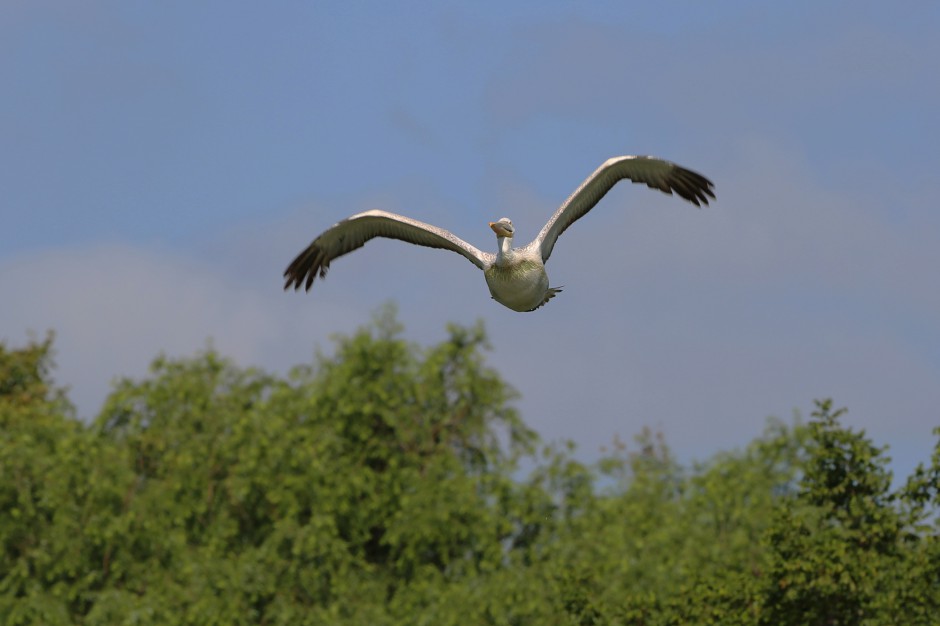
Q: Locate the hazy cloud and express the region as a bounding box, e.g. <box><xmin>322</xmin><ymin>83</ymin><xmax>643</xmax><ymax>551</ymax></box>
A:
<box><xmin>2</xmin><ymin>3</ymin><xmax>937</xmax><ymax>482</ymax></box>
<box><xmin>0</xmin><ymin>243</ymin><xmax>360</xmax><ymax>418</ymax></box>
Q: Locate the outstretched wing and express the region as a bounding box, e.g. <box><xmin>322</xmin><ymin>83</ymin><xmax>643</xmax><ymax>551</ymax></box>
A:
<box><xmin>531</xmin><ymin>156</ymin><xmax>715</xmax><ymax>263</ymax></box>
<box><xmin>284</xmin><ymin>209</ymin><xmax>492</xmax><ymax>291</ymax></box>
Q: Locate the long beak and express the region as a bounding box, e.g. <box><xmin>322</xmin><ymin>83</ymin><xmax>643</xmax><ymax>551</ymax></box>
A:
<box><xmin>489</xmin><ymin>222</ymin><xmax>512</xmax><ymax>237</ymax></box>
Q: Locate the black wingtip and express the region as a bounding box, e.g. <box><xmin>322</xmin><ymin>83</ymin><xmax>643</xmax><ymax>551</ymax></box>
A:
<box><xmin>673</xmin><ymin>166</ymin><xmax>716</xmax><ymax>208</ymax></box>
<box><xmin>282</xmin><ymin>243</ymin><xmax>332</xmax><ymax>292</ymax></box>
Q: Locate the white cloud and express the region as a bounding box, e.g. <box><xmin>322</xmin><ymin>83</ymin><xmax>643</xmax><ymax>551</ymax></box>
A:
<box><xmin>2</xmin><ymin>137</ymin><xmax>937</xmax><ymax>482</ymax></box>
<box><xmin>0</xmin><ymin>242</ymin><xmax>362</xmax><ymax>419</ymax></box>
<box><xmin>477</xmin><ymin>136</ymin><xmax>940</xmax><ymax>479</ymax></box>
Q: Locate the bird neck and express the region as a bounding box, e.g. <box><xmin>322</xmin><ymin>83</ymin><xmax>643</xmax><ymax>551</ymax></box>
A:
<box><xmin>495</xmin><ymin>236</ymin><xmax>515</xmax><ymax>266</ymax></box>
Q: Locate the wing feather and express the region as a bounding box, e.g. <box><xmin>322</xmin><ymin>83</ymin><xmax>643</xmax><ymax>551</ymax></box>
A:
<box><xmin>284</xmin><ymin>209</ymin><xmax>492</xmax><ymax>291</ymax></box>
<box><xmin>531</xmin><ymin>156</ymin><xmax>715</xmax><ymax>262</ymax></box>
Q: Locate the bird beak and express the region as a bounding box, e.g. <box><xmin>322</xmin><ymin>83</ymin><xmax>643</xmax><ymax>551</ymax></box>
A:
<box><xmin>489</xmin><ymin>222</ymin><xmax>512</xmax><ymax>237</ymax></box>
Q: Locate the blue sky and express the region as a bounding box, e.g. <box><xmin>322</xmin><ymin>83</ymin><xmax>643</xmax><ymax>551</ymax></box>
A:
<box><xmin>2</xmin><ymin>1</ymin><xmax>939</xmax><ymax>478</ymax></box>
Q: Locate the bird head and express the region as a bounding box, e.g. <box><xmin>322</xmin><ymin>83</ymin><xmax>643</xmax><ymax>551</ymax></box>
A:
<box><xmin>488</xmin><ymin>217</ymin><xmax>514</xmax><ymax>239</ymax></box>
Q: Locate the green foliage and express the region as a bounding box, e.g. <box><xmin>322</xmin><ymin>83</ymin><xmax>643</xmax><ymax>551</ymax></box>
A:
<box><xmin>0</xmin><ymin>333</ymin><xmax>96</xmax><ymax>624</ymax></box>
<box><xmin>0</xmin><ymin>319</ymin><xmax>938</xmax><ymax>625</ymax></box>
<box><xmin>762</xmin><ymin>400</ymin><xmax>940</xmax><ymax>626</ymax></box>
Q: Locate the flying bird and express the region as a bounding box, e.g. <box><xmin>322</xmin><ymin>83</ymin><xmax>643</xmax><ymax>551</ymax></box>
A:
<box><xmin>284</xmin><ymin>155</ymin><xmax>715</xmax><ymax>312</ymax></box>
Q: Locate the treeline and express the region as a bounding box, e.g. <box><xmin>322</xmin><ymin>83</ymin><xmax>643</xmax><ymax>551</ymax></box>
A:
<box><xmin>1</xmin><ymin>311</ymin><xmax>938</xmax><ymax>625</ymax></box>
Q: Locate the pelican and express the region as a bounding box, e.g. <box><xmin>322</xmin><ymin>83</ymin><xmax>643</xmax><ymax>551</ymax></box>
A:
<box><xmin>284</xmin><ymin>155</ymin><xmax>715</xmax><ymax>312</ymax></box>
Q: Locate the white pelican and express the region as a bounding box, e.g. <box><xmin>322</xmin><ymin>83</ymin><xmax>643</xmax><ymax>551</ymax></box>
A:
<box><xmin>284</xmin><ymin>155</ymin><xmax>714</xmax><ymax>312</ymax></box>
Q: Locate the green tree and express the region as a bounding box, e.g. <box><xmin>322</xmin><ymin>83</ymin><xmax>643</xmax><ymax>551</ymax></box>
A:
<box><xmin>0</xmin><ymin>334</ymin><xmax>120</xmax><ymax>624</ymax></box>
<box><xmin>2</xmin><ymin>324</ymin><xmax>938</xmax><ymax>625</ymax></box>
<box><xmin>761</xmin><ymin>399</ymin><xmax>938</xmax><ymax>626</ymax></box>
<box><xmin>86</xmin><ymin>307</ymin><xmax>539</xmax><ymax>624</ymax></box>
<box><xmin>542</xmin><ymin>419</ymin><xmax>808</xmax><ymax>625</ymax></box>
<box><xmin>891</xmin><ymin>424</ymin><xmax>940</xmax><ymax>625</ymax></box>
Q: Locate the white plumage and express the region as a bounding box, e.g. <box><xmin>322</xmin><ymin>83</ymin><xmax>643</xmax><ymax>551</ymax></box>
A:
<box><xmin>284</xmin><ymin>155</ymin><xmax>715</xmax><ymax>312</ymax></box>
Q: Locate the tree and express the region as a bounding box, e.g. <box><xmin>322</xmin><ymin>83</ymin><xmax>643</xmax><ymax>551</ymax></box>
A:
<box><xmin>761</xmin><ymin>399</ymin><xmax>938</xmax><ymax>626</ymax></box>
<box><xmin>0</xmin><ymin>334</ymin><xmax>114</xmax><ymax>624</ymax></box>
<box><xmin>1</xmin><ymin>323</ymin><xmax>938</xmax><ymax>625</ymax></box>
<box><xmin>3</xmin><ymin>308</ymin><xmax>540</xmax><ymax>624</ymax></box>
<box><xmin>541</xmin><ymin>419</ymin><xmax>808</xmax><ymax>625</ymax></box>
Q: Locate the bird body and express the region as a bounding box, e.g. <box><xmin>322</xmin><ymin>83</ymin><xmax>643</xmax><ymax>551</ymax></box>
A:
<box><xmin>485</xmin><ymin>254</ymin><xmax>554</xmax><ymax>312</ymax></box>
<box><xmin>284</xmin><ymin>155</ymin><xmax>715</xmax><ymax>312</ymax></box>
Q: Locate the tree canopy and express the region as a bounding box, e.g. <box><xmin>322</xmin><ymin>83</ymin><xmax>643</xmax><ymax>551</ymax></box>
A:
<box><xmin>1</xmin><ymin>312</ymin><xmax>938</xmax><ymax>624</ymax></box>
